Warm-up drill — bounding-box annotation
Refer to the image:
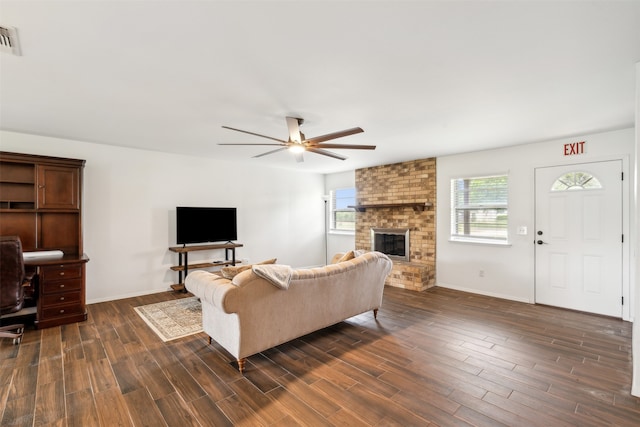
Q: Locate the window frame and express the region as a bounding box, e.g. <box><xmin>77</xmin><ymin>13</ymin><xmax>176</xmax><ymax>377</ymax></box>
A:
<box><xmin>450</xmin><ymin>174</ymin><xmax>509</xmax><ymax>245</ymax></box>
<box><xmin>551</xmin><ymin>171</ymin><xmax>602</xmax><ymax>191</ymax></box>
<box><xmin>329</xmin><ymin>187</ymin><xmax>356</xmax><ymax>234</ymax></box>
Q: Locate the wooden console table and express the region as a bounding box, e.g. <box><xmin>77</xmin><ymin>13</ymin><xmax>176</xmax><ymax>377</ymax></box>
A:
<box><xmin>168</xmin><ymin>242</ymin><xmax>243</xmax><ymax>292</ymax></box>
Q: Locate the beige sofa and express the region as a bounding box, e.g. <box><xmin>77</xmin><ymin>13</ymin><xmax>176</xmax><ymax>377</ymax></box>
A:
<box><xmin>185</xmin><ymin>251</ymin><xmax>392</xmax><ymax>372</ymax></box>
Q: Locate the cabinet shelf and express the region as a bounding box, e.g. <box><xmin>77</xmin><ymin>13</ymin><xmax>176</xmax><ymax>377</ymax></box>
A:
<box><xmin>170</xmin><ymin>260</ymin><xmax>238</xmax><ymax>272</ymax></box>
<box><xmin>0</xmin><ymin>179</ymin><xmax>35</xmax><ymax>184</ymax></box>
<box><xmin>349</xmin><ymin>202</ymin><xmax>433</xmax><ymax>212</ymax></box>
<box><xmin>0</xmin><ymin>162</ymin><xmax>35</xmax><ymax>183</ymax></box>
<box><xmin>168</xmin><ymin>242</ymin><xmax>243</xmax><ymax>253</ymax></box>
<box><xmin>0</xmin><ymin>204</ymin><xmax>36</xmax><ymax>211</ymax></box>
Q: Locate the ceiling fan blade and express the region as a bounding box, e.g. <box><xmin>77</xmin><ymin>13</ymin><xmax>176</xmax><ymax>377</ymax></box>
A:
<box><xmin>310</xmin><ymin>143</ymin><xmax>376</xmax><ymax>150</ymax></box>
<box><xmin>222</xmin><ymin>126</ymin><xmax>288</xmax><ymax>143</ymax></box>
<box><xmin>219</xmin><ymin>143</ymin><xmax>287</xmax><ymax>146</ymax></box>
<box><xmin>253</xmin><ymin>147</ymin><xmax>288</xmax><ymax>158</ymax></box>
<box><xmin>285</xmin><ymin>116</ymin><xmax>303</xmax><ymax>143</ymax></box>
<box><xmin>306</xmin><ymin>147</ymin><xmax>347</xmax><ymax>161</ymax></box>
<box><xmin>304</xmin><ymin>127</ymin><xmax>364</xmax><ymax>144</ymax></box>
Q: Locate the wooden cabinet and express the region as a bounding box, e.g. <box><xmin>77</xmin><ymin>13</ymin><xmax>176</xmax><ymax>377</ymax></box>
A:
<box><xmin>30</xmin><ymin>256</ymin><xmax>89</xmax><ymax>329</ymax></box>
<box><xmin>37</xmin><ymin>165</ymin><xmax>80</xmax><ymax>209</ymax></box>
<box><xmin>1</xmin><ymin>151</ymin><xmax>88</xmax><ymax>328</ymax></box>
<box><xmin>0</xmin><ymin>152</ymin><xmax>84</xmax><ymax>254</ymax></box>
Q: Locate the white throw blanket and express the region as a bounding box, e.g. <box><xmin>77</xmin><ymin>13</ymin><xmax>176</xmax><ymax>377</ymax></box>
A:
<box><xmin>252</xmin><ymin>264</ymin><xmax>293</xmax><ymax>290</ymax></box>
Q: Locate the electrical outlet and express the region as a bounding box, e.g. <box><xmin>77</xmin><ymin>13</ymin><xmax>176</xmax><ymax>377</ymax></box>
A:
<box><xmin>517</xmin><ymin>226</ymin><xmax>528</xmax><ymax>235</ymax></box>
<box><xmin>479</xmin><ymin>270</ymin><xmax>485</xmax><ymax>277</ymax></box>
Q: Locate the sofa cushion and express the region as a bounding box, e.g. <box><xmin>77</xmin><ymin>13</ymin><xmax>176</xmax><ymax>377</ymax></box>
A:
<box><xmin>221</xmin><ymin>258</ymin><xmax>276</xmax><ymax>279</ymax></box>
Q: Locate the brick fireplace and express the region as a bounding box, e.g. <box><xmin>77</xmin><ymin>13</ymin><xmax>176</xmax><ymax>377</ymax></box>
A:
<box><xmin>355</xmin><ymin>158</ymin><xmax>436</xmax><ymax>291</ymax></box>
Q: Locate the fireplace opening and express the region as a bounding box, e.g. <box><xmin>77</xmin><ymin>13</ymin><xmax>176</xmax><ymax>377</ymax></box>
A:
<box><xmin>371</xmin><ymin>228</ymin><xmax>410</xmax><ymax>262</ymax></box>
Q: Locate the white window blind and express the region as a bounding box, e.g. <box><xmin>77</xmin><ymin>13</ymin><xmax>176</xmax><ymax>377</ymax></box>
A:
<box><xmin>451</xmin><ymin>175</ymin><xmax>508</xmax><ymax>242</ymax></box>
<box><xmin>330</xmin><ymin>187</ymin><xmax>356</xmax><ymax>232</ymax></box>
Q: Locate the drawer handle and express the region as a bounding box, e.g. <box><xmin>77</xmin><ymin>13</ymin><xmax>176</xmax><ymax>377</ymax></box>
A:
<box><xmin>59</xmin><ymin>272</ymin><xmax>65</xmax><ymax>276</ymax></box>
<box><xmin>59</xmin><ymin>297</ymin><xmax>65</xmax><ymax>301</ymax></box>
<box><xmin>59</xmin><ymin>284</ymin><xmax>65</xmax><ymax>288</ymax></box>
<box><xmin>59</xmin><ymin>309</ymin><xmax>65</xmax><ymax>314</ymax></box>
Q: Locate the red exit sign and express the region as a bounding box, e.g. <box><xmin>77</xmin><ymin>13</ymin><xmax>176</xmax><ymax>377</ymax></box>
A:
<box><xmin>564</xmin><ymin>141</ymin><xmax>585</xmax><ymax>156</ymax></box>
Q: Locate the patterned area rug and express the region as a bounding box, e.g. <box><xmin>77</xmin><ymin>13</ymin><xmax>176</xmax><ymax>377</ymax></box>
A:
<box><xmin>134</xmin><ymin>297</ymin><xmax>202</xmax><ymax>342</ymax></box>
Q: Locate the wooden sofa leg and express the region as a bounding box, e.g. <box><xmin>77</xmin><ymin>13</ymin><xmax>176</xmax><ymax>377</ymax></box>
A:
<box><xmin>208</xmin><ymin>336</ymin><xmax>212</xmax><ymax>345</ymax></box>
<box><xmin>237</xmin><ymin>358</ymin><xmax>246</xmax><ymax>373</ymax></box>
<box><xmin>373</xmin><ymin>308</ymin><xmax>378</xmax><ymax>319</ymax></box>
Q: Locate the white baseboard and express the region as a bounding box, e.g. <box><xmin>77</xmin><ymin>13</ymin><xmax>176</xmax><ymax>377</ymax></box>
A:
<box><xmin>87</xmin><ymin>287</ymin><xmax>172</xmax><ymax>305</ymax></box>
<box><xmin>435</xmin><ymin>282</ymin><xmax>532</xmax><ymax>304</ymax></box>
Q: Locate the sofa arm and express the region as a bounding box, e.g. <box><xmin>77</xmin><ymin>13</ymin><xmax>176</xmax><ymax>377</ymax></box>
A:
<box><xmin>184</xmin><ymin>270</ymin><xmax>238</xmax><ymax>313</ymax></box>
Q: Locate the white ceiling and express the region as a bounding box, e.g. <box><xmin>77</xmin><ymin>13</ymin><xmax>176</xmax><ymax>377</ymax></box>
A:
<box><xmin>1</xmin><ymin>1</ymin><xmax>639</xmax><ymax>174</ymax></box>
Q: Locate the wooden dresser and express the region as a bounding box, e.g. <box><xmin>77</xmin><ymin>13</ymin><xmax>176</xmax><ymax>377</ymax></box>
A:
<box><xmin>0</xmin><ymin>151</ymin><xmax>89</xmax><ymax>328</ymax></box>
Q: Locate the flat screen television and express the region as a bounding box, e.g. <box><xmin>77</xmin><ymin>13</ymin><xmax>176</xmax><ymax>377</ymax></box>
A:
<box><xmin>176</xmin><ymin>207</ymin><xmax>237</xmax><ymax>245</ymax></box>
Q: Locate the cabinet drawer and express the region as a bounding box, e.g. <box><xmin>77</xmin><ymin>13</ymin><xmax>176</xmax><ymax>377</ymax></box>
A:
<box><xmin>40</xmin><ymin>265</ymin><xmax>82</xmax><ymax>281</ymax></box>
<box><xmin>41</xmin><ymin>290</ymin><xmax>81</xmax><ymax>307</ymax></box>
<box><xmin>41</xmin><ymin>278</ymin><xmax>82</xmax><ymax>294</ymax></box>
<box><xmin>41</xmin><ymin>303</ymin><xmax>84</xmax><ymax>319</ymax></box>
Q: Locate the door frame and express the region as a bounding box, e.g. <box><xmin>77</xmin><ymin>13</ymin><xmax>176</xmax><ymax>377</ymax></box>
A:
<box><xmin>533</xmin><ymin>155</ymin><xmax>631</xmax><ymax>321</ymax></box>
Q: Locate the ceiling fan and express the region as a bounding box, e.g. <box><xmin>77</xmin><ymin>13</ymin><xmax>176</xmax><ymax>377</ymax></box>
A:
<box><xmin>219</xmin><ymin>116</ymin><xmax>375</xmax><ymax>162</ymax></box>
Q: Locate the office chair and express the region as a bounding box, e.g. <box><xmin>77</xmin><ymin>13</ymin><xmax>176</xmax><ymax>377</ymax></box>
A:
<box><xmin>0</xmin><ymin>236</ymin><xmax>33</xmax><ymax>344</ymax></box>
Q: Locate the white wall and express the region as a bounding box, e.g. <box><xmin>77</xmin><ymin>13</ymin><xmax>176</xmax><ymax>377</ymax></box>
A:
<box><xmin>0</xmin><ymin>131</ymin><xmax>325</xmax><ymax>303</ymax></box>
<box><xmin>324</xmin><ymin>171</ymin><xmax>356</xmax><ymax>259</ymax></box>
<box><xmin>437</xmin><ymin>128</ymin><xmax>635</xmax><ymax>320</ymax></box>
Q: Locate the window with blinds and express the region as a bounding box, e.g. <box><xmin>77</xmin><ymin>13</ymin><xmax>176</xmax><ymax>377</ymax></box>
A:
<box><xmin>330</xmin><ymin>187</ymin><xmax>356</xmax><ymax>232</ymax></box>
<box><xmin>450</xmin><ymin>175</ymin><xmax>508</xmax><ymax>242</ymax></box>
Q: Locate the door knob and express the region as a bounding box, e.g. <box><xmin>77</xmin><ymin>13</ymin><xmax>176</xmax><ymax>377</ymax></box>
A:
<box><xmin>536</xmin><ymin>240</ymin><xmax>548</xmax><ymax>245</ymax></box>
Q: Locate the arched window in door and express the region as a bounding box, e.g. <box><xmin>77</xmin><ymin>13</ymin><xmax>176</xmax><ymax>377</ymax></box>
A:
<box><xmin>550</xmin><ymin>171</ymin><xmax>602</xmax><ymax>191</ymax></box>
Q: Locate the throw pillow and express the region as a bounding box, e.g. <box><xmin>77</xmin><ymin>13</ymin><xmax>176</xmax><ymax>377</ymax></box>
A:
<box><xmin>330</xmin><ymin>253</ymin><xmax>344</xmax><ymax>264</ymax></box>
<box><xmin>337</xmin><ymin>251</ymin><xmax>355</xmax><ymax>263</ymax></box>
<box><xmin>221</xmin><ymin>258</ymin><xmax>277</xmax><ymax>279</ymax></box>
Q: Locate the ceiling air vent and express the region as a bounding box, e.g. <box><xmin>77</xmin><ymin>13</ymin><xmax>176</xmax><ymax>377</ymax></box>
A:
<box><xmin>0</xmin><ymin>25</ymin><xmax>21</xmax><ymax>56</ymax></box>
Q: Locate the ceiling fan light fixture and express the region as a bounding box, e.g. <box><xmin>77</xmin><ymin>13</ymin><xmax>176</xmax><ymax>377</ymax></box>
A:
<box><xmin>289</xmin><ymin>144</ymin><xmax>305</xmax><ymax>154</ymax></box>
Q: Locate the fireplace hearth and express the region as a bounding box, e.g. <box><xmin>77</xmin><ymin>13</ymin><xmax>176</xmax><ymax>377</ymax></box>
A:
<box><xmin>371</xmin><ymin>228</ymin><xmax>410</xmax><ymax>262</ymax></box>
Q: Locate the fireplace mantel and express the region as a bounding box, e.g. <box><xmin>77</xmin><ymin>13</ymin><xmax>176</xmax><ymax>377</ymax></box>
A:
<box><xmin>349</xmin><ymin>201</ymin><xmax>433</xmax><ymax>212</ymax></box>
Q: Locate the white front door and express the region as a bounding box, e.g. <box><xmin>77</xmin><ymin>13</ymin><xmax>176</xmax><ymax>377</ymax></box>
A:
<box><xmin>534</xmin><ymin>160</ymin><xmax>622</xmax><ymax>317</ymax></box>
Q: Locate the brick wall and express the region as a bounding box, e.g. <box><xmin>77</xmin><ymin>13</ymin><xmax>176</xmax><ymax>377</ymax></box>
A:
<box><xmin>355</xmin><ymin>158</ymin><xmax>436</xmax><ymax>291</ymax></box>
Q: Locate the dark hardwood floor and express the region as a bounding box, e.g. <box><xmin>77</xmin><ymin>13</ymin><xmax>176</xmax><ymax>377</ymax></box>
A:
<box><xmin>1</xmin><ymin>286</ymin><xmax>638</xmax><ymax>426</ymax></box>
